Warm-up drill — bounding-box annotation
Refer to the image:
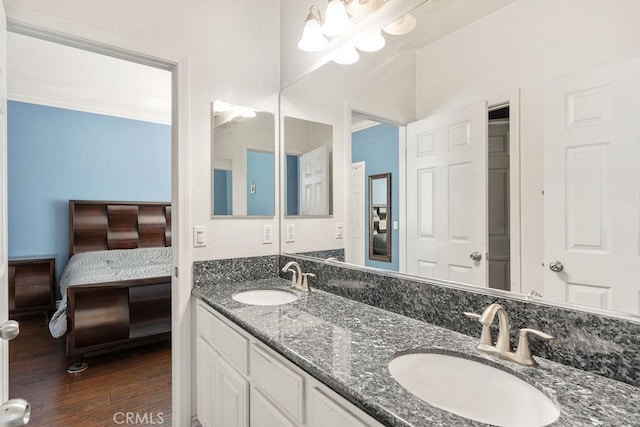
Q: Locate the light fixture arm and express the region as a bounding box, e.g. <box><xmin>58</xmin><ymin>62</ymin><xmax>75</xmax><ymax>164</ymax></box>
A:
<box><xmin>307</xmin><ymin>5</ymin><xmax>323</xmax><ymax>24</ymax></box>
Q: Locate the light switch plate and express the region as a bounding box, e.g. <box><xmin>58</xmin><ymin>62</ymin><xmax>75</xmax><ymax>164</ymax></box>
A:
<box><xmin>335</xmin><ymin>222</ymin><xmax>344</xmax><ymax>239</ymax></box>
<box><xmin>193</xmin><ymin>226</ymin><xmax>207</xmax><ymax>248</ymax></box>
<box><xmin>393</xmin><ymin>221</ymin><xmax>399</xmax><ymax>230</ymax></box>
<box><xmin>262</xmin><ymin>224</ymin><xmax>273</xmax><ymax>244</ymax></box>
<box><xmin>286</xmin><ymin>224</ymin><xmax>295</xmax><ymax>243</ymax></box>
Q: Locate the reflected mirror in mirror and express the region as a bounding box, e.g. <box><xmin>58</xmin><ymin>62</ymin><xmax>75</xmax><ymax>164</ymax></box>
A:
<box><xmin>212</xmin><ymin>102</ymin><xmax>275</xmax><ymax>217</ymax></box>
<box><xmin>369</xmin><ymin>173</ymin><xmax>391</xmax><ymax>263</ymax></box>
<box><xmin>284</xmin><ymin>116</ymin><xmax>333</xmax><ymax>216</ymax></box>
<box><xmin>279</xmin><ymin>0</ymin><xmax>640</xmax><ymax>318</ymax></box>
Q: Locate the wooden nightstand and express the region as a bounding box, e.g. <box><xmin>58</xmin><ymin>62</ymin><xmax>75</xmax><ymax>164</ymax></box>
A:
<box><xmin>8</xmin><ymin>255</ymin><xmax>56</xmax><ymax>318</ymax></box>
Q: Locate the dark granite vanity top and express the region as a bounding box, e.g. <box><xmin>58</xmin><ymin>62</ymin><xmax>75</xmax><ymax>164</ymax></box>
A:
<box><xmin>193</xmin><ymin>278</ymin><xmax>640</xmax><ymax>426</ymax></box>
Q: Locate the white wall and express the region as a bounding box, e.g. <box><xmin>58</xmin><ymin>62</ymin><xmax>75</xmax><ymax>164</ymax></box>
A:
<box><xmin>4</xmin><ymin>0</ymin><xmax>282</xmax><ymax>261</ymax></box>
<box><xmin>8</xmin><ymin>32</ymin><xmax>171</xmax><ymax>124</ymax></box>
<box><xmin>414</xmin><ymin>0</ymin><xmax>640</xmax><ymax>294</ymax></box>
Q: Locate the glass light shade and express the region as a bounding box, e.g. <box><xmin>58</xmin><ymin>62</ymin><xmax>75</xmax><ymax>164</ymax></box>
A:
<box><xmin>355</xmin><ymin>30</ymin><xmax>386</xmax><ymax>52</ymax></box>
<box><xmin>332</xmin><ymin>44</ymin><xmax>360</xmax><ymax>65</ymax></box>
<box><xmin>383</xmin><ymin>13</ymin><xmax>417</xmax><ymax>36</ymax></box>
<box><xmin>347</xmin><ymin>0</ymin><xmax>383</xmax><ymax>20</ymax></box>
<box><xmin>298</xmin><ymin>16</ymin><xmax>328</xmax><ymax>52</ymax></box>
<box><xmin>236</xmin><ymin>107</ymin><xmax>256</xmax><ymax>118</ymax></box>
<box><xmin>323</xmin><ymin>0</ymin><xmax>353</xmax><ymax>37</ymax></box>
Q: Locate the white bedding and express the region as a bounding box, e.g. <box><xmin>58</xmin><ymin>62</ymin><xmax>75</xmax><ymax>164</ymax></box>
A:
<box><xmin>48</xmin><ymin>247</ymin><xmax>172</xmax><ymax>338</ymax></box>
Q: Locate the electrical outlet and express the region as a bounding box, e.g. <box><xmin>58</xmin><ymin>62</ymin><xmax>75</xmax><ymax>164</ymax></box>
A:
<box><xmin>262</xmin><ymin>224</ymin><xmax>273</xmax><ymax>244</ymax></box>
<box><xmin>193</xmin><ymin>226</ymin><xmax>207</xmax><ymax>248</ymax></box>
<box><xmin>335</xmin><ymin>222</ymin><xmax>344</xmax><ymax>239</ymax></box>
<box><xmin>286</xmin><ymin>224</ymin><xmax>295</xmax><ymax>243</ymax></box>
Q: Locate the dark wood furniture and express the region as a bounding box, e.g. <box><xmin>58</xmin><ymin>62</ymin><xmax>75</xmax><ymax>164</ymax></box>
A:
<box><xmin>65</xmin><ymin>200</ymin><xmax>172</xmax><ymax>372</ymax></box>
<box><xmin>8</xmin><ymin>255</ymin><xmax>56</xmax><ymax>318</ymax></box>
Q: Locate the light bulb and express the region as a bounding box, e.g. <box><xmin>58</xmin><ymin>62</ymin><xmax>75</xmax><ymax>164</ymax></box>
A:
<box><xmin>382</xmin><ymin>13</ymin><xmax>417</xmax><ymax>36</ymax></box>
<box><xmin>298</xmin><ymin>9</ymin><xmax>328</xmax><ymax>52</ymax></box>
<box><xmin>355</xmin><ymin>30</ymin><xmax>386</xmax><ymax>52</ymax></box>
<box><xmin>323</xmin><ymin>0</ymin><xmax>353</xmax><ymax>37</ymax></box>
<box><xmin>332</xmin><ymin>44</ymin><xmax>359</xmax><ymax>65</ymax></box>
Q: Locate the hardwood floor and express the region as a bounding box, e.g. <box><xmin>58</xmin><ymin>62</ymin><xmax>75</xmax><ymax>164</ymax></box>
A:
<box><xmin>9</xmin><ymin>315</ymin><xmax>172</xmax><ymax>427</ymax></box>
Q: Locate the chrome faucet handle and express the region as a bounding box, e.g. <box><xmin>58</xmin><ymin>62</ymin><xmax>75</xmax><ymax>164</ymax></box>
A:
<box><xmin>300</xmin><ymin>273</ymin><xmax>315</xmax><ymax>292</ymax></box>
<box><xmin>514</xmin><ymin>328</ymin><xmax>554</xmax><ymax>366</ymax></box>
<box><xmin>464</xmin><ymin>312</ymin><xmax>493</xmax><ymax>348</ymax></box>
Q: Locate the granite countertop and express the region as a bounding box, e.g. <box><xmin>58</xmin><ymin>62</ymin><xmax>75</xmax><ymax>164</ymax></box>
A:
<box><xmin>192</xmin><ymin>278</ymin><xmax>640</xmax><ymax>426</ymax></box>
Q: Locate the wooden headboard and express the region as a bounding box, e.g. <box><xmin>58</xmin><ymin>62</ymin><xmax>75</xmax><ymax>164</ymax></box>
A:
<box><xmin>69</xmin><ymin>200</ymin><xmax>172</xmax><ymax>256</ymax></box>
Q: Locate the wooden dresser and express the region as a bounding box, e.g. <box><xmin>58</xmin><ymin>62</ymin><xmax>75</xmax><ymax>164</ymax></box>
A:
<box><xmin>8</xmin><ymin>255</ymin><xmax>56</xmax><ymax>317</ymax></box>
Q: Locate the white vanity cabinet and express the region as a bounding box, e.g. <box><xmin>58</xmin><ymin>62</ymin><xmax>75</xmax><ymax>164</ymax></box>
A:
<box><xmin>195</xmin><ymin>300</ymin><xmax>383</xmax><ymax>427</ymax></box>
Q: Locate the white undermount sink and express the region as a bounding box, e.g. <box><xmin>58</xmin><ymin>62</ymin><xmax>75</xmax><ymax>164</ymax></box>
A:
<box><xmin>232</xmin><ymin>289</ymin><xmax>299</xmax><ymax>306</ymax></box>
<box><xmin>388</xmin><ymin>352</ymin><xmax>560</xmax><ymax>427</ymax></box>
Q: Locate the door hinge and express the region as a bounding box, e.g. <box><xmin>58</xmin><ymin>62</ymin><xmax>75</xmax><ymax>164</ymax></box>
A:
<box><xmin>174</xmin><ymin>266</ymin><xmax>179</xmax><ymax>278</ymax></box>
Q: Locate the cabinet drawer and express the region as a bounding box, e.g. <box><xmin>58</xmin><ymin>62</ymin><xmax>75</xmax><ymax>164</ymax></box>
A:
<box><xmin>250</xmin><ymin>387</ymin><xmax>296</xmax><ymax>427</ymax></box>
<box><xmin>197</xmin><ymin>303</ymin><xmax>248</xmax><ymax>375</ymax></box>
<box><xmin>250</xmin><ymin>345</ymin><xmax>304</xmax><ymax>424</ymax></box>
<box><xmin>308</xmin><ymin>386</ymin><xmax>368</xmax><ymax>427</ymax></box>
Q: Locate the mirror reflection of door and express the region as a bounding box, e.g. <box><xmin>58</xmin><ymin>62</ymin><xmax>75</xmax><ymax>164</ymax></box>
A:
<box><xmin>352</xmin><ymin>118</ymin><xmax>400</xmax><ymax>271</ymax></box>
<box><xmin>369</xmin><ymin>173</ymin><xmax>391</xmax><ymax>262</ymax></box>
<box><xmin>283</xmin><ymin>116</ymin><xmax>333</xmax><ymax>216</ymax></box>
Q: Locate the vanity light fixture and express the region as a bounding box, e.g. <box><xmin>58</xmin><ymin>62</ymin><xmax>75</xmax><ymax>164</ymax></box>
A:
<box><xmin>347</xmin><ymin>0</ymin><xmax>383</xmax><ymax>20</ymax></box>
<box><xmin>355</xmin><ymin>29</ymin><xmax>386</xmax><ymax>52</ymax></box>
<box><xmin>382</xmin><ymin>13</ymin><xmax>417</xmax><ymax>35</ymax></box>
<box><xmin>332</xmin><ymin>43</ymin><xmax>360</xmax><ymax>65</ymax></box>
<box><xmin>323</xmin><ymin>0</ymin><xmax>353</xmax><ymax>37</ymax></box>
<box><xmin>298</xmin><ymin>6</ymin><xmax>329</xmax><ymax>52</ymax></box>
<box><xmin>213</xmin><ymin>100</ymin><xmax>232</xmax><ymax>113</ymax></box>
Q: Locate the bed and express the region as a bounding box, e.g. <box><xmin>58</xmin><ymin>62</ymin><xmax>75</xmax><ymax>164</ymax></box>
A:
<box><xmin>49</xmin><ymin>200</ymin><xmax>172</xmax><ymax>373</ymax></box>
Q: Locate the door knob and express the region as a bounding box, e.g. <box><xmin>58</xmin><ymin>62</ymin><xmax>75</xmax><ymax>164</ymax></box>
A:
<box><xmin>0</xmin><ymin>398</ymin><xmax>30</xmax><ymax>427</ymax></box>
<box><xmin>0</xmin><ymin>321</ymin><xmax>19</xmax><ymax>341</ymax></box>
<box><xmin>469</xmin><ymin>252</ymin><xmax>482</xmax><ymax>262</ymax></box>
<box><xmin>549</xmin><ymin>261</ymin><xmax>564</xmax><ymax>273</ymax></box>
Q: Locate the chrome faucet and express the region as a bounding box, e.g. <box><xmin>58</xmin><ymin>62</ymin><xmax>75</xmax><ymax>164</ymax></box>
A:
<box><xmin>281</xmin><ymin>261</ymin><xmax>314</xmax><ymax>292</ymax></box>
<box><xmin>465</xmin><ymin>303</ymin><xmax>553</xmax><ymax>366</ymax></box>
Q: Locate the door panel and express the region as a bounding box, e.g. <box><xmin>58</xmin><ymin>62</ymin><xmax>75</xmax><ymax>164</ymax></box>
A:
<box><xmin>299</xmin><ymin>145</ymin><xmax>329</xmax><ymax>215</ymax></box>
<box><xmin>544</xmin><ymin>58</ymin><xmax>640</xmax><ymax>314</ymax></box>
<box><xmin>349</xmin><ymin>162</ymin><xmax>365</xmax><ymax>265</ymax></box>
<box><xmin>407</xmin><ymin>101</ymin><xmax>488</xmax><ymax>286</ymax></box>
<box><xmin>0</xmin><ymin>0</ymin><xmax>8</xmax><ymax>403</ymax></box>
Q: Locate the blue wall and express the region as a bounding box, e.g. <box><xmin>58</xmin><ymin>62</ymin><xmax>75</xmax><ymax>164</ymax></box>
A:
<box><xmin>7</xmin><ymin>101</ymin><xmax>171</xmax><ymax>284</ymax></box>
<box><xmin>285</xmin><ymin>154</ymin><xmax>300</xmax><ymax>216</ymax></box>
<box><xmin>246</xmin><ymin>150</ymin><xmax>275</xmax><ymax>216</ymax></box>
<box><xmin>352</xmin><ymin>123</ymin><xmax>399</xmax><ymax>271</ymax></box>
<box><xmin>213</xmin><ymin>169</ymin><xmax>232</xmax><ymax>215</ymax></box>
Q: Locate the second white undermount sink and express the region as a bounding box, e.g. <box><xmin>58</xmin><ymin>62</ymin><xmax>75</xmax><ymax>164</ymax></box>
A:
<box><xmin>232</xmin><ymin>289</ymin><xmax>299</xmax><ymax>306</ymax></box>
<box><xmin>388</xmin><ymin>352</ymin><xmax>560</xmax><ymax>427</ymax></box>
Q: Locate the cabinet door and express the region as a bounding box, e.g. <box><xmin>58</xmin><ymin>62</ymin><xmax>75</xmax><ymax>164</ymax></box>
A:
<box><xmin>196</xmin><ymin>337</ymin><xmax>216</xmax><ymax>427</ymax></box>
<box><xmin>215</xmin><ymin>356</ymin><xmax>248</xmax><ymax>427</ymax></box>
<box><xmin>308</xmin><ymin>387</ymin><xmax>368</xmax><ymax>427</ymax></box>
<box><xmin>250</xmin><ymin>387</ymin><xmax>296</xmax><ymax>427</ymax></box>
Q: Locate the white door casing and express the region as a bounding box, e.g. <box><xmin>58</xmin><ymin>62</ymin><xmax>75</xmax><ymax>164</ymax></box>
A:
<box><xmin>299</xmin><ymin>145</ymin><xmax>329</xmax><ymax>215</ymax></box>
<box><xmin>406</xmin><ymin>101</ymin><xmax>488</xmax><ymax>286</ymax></box>
<box><xmin>544</xmin><ymin>58</ymin><xmax>640</xmax><ymax>315</ymax></box>
<box><xmin>0</xmin><ymin>0</ymin><xmax>8</xmax><ymax>404</ymax></box>
<box><xmin>348</xmin><ymin>162</ymin><xmax>366</xmax><ymax>265</ymax></box>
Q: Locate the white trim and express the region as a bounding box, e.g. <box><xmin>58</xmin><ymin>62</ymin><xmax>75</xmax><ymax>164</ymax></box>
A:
<box><xmin>398</xmin><ymin>125</ymin><xmax>407</xmax><ymax>274</ymax></box>
<box><xmin>4</xmin><ymin>7</ymin><xmax>193</xmax><ymax>427</ymax></box>
<box><xmin>8</xmin><ymin>89</ymin><xmax>171</xmax><ymax>125</ymax></box>
<box><xmin>488</xmin><ymin>90</ymin><xmax>522</xmax><ymax>294</ymax></box>
<box><xmin>351</xmin><ymin>118</ymin><xmax>379</xmax><ymax>133</ymax></box>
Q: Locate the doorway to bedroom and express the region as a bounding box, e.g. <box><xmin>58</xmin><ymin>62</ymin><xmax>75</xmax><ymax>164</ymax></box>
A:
<box><xmin>6</xmin><ymin>32</ymin><xmax>173</xmax><ymax>425</ymax></box>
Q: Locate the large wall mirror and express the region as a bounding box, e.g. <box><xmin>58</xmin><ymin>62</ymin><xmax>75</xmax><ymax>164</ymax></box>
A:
<box><xmin>279</xmin><ymin>0</ymin><xmax>640</xmax><ymax>319</ymax></box>
<box><xmin>283</xmin><ymin>116</ymin><xmax>333</xmax><ymax>216</ymax></box>
<box><xmin>369</xmin><ymin>173</ymin><xmax>391</xmax><ymax>262</ymax></box>
<box><xmin>212</xmin><ymin>102</ymin><xmax>276</xmax><ymax>217</ymax></box>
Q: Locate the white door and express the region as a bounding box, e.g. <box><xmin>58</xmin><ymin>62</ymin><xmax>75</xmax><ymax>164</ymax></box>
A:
<box><xmin>299</xmin><ymin>145</ymin><xmax>329</xmax><ymax>215</ymax></box>
<box><xmin>348</xmin><ymin>162</ymin><xmax>365</xmax><ymax>265</ymax></box>
<box><xmin>406</xmin><ymin>101</ymin><xmax>488</xmax><ymax>286</ymax></box>
<box><xmin>0</xmin><ymin>0</ymin><xmax>9</xmax><ymax>404</ymax></box>
<box><xmin>544</xmin><ymin>58</ymin><xmax>640</xmax><ymax>314</ymax></box>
